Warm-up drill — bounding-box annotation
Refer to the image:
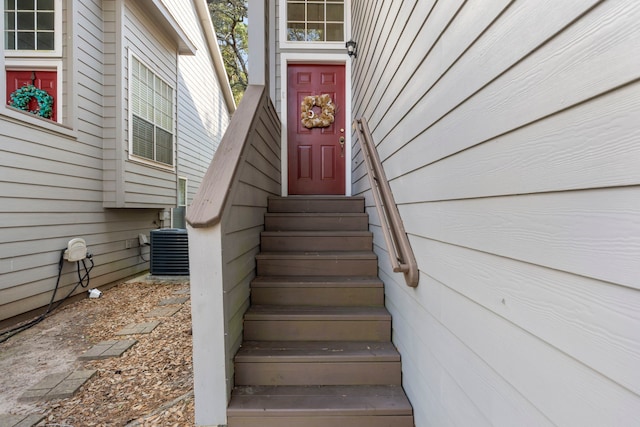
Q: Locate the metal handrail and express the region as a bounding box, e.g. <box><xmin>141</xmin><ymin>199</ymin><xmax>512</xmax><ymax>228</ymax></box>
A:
<box><xmin>354</xmin><ymin>117</ymin><xmax>419</xmax><ymax>287</ymax></box>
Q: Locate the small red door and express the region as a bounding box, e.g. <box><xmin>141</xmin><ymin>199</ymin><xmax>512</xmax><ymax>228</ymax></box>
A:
<box><xmin>6</xmin><ymin>70</ymin><xmax>57</xmax><ymax>121</ymax></box>
<box><xmin>288</xmin><ymin>64</ymin><xmax>346</xmax><ymax>195</ymax></box>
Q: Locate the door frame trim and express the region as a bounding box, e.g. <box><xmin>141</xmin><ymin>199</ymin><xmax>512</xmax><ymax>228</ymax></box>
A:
<box><xmin>280</xmin><ymin>53</ymin><xmax>352</xmax><ymax>196</ymax></box>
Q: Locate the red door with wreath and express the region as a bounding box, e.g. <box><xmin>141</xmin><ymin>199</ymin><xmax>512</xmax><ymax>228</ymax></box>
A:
<box><xmin>6</xmin><ymin>70</ymin><xmax>57</xmax><ymax>121</ymax></box>
<box><xmin>288</xmin><ymin>64</ymin><xmax>345</xmax><ymax>195</ymax></box>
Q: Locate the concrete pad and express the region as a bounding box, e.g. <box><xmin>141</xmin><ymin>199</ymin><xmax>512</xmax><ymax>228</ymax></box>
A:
<box><xmin>19</xmin><ymin>370</ymin><xmax>96</xmax><ymax>402</ymax></box>
<box><xmin>49</xmin><ymin>379</ymin><xmax>86</xmax><ymax>398</ymax></box>
<box><xmin>78</xmin><ymin>339</ymin><xmax>137</xmax><ymax>360</ymax></box>
<box><xmin>157</xmin><ymin>296</ymin><xmax>189</xmax><ymax>306</ymax></box>
<box><xmin>115</xmin><ymin>321</ymin><xmax>160</xmax><ymax>336</ymax></box>
<box><xmin>0</xmin><ymin>413</ymin><xmax>45</xmax><ymax>427</ymax></box>
<box><xmin>173</xmin><ymin>288</ymin><xmax>190</xmax><ymax>295</ymax></box>
<box><xmin>144</xmin><ymin>306</ymin><xmax>182</xmax><ymax>318</ymax></box>
<box><xmin>0</xmin><ymin>414</ymin><xmax>23</xmax><ymax>427</ymax></box>
<box><xmin>29</xmin><ymin>373</ymin><xmax>67</xmax><ymax>390</ymax></box>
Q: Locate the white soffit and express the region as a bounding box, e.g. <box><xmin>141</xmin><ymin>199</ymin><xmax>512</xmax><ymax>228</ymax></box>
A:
<box><xmin>140</xmin><ymin>0</ymin><xmax>197</xmax><ymax>55</ymax></box>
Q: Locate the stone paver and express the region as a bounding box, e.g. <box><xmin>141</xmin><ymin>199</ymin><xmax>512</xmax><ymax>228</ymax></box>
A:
<box><xmin>158</xmin><ymin>296</ymin><xmax>189</xmax><ymax>306</ymax></box>
<box><xmin>173</xmin><ymin>288</ymin><xmax>190</xmax><ymax>295</ymax></box>
<box><xmin>77</xmin><ymin>339</ymin><xmax>138</xmax><ymax>360</ymax></box>
<box><xmin>115</xmin><ymin>321</ymin><xmax>160</xmax><ymax>336</ymax></box>
<box><xmin>18</xmin><ymin>370</ymin><xmax>96</xmax><ymax>402</ymax></box>
<box><xmin>140</xmin><ymin>275</ymin><xmax>190</xmax><ymax>284</ymax></box>
<box><xmin>0</xmin><ymin>413</ymin><xmax>45</xmax><ymax>427</ymax></box>
<box><xmin>144</xmin><ymin>306</ymin><xmax>182</xmax><ymax>318</ymax></box>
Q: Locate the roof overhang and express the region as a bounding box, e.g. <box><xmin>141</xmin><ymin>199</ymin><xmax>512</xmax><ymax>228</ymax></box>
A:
<box><xmin>140</xmin><ymin>0</ymin><xmax>197</xmax><ymax>55</ymax></box>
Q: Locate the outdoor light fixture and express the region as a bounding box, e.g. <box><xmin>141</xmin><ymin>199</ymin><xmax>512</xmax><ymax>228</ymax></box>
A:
<box><xmin>346</xmin><ymin>40</ymin><xmax>357</xmax><ymax>58</ymax></box>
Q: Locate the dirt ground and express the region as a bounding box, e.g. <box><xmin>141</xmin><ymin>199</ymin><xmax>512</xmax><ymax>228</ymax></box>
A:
<box><xmin>0</xmin><ymin>275</ymin><xmax>194</xmax><ymax>426</ymax></box>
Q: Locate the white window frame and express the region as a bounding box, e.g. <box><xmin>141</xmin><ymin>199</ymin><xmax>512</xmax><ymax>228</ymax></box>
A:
<box><xmin>127</xmin><ymin>52</ymin><xmax>176</xmax><ymax>170</ymax></box>
<box><xmin>279</xmin><ymin>0</ymin><xmax>351</xmax><ymax>50</ymax></box>
<box><xmin>279</xmin><ymin>52</ymin><xmax>352</xmax><ymax>196</ymax></box>
<box><xmin>1</xmin><ymin>0</ymin><xmax>70</xmax><ymax>129</ymax></box>
<box><xmin>3</xmin><ymin>0</ymin><xmax>63</xmax><ymax>58</ymax></box>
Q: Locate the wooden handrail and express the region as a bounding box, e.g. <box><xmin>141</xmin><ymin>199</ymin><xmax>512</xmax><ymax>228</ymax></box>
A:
<box><xmin>187</xmin><ymin>85</ymin><xmax>266</xmax><ymax>228</ymax></box>
<box><xmin>354</xmin><ymin>117</ymin><xmax>419</xmax><ymax>287</ymax></box>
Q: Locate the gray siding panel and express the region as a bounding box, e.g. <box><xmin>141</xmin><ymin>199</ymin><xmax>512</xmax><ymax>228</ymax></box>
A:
<box><xmin>1</xmin><ymin>0</ymin><xmax>230</xmax><ymax>323</ymax></box>
<box><xmin>351</xmin><ymin>0</ymin><xmax>640</xmax><ymax>425</ymax></box>
<box><xmin>121</xmin><ymin>2</ymin><xmax>178</xmax><ymax>207</ymax></box>
<box><xmin>219</xmin><ymin>95</ymin><xmax>281</xmax><ymax>392</ymax></box>
<box><xmin>187</xmin><ymin>87</ymin><xmax>281</xmax><ymax>408</ymax></box>
<box><xmin>166</xmin><ymin>0</ymin><xmax>230</xmax><ymax>205</ymax></box>
<box><xmin>0</xmin><ymin>121</ymin><xmax>157</xmax><ymax>322</ymax></box>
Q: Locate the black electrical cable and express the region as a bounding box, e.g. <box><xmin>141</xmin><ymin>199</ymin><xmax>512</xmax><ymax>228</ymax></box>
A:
<box><xmin>0</xmin><ymin>250</ymin><xmax>94</xmax><ymax>344</ymax></box>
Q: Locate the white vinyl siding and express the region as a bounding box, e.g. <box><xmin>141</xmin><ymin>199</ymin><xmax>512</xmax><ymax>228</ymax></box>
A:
<box><xmin>351</xmin><ymin>0</ymin><xmax>640</xmax><ymax>425</ymax></box>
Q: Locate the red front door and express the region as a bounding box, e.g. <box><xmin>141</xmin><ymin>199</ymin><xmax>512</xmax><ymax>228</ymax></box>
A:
<box><xmin>6</xmin><ymin>70</ymin><xmax>57</xmax><ymax>121</ymax></box>
<box><xmin>288</xmin><ymin>64</ymin><xmax>346</xmax><ymax>195</ymax></box>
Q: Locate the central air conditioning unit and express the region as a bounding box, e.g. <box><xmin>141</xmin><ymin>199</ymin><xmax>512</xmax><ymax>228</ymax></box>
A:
<box><xmin>150</xmin><ymin>228</ymin><xmax>189</xmax><ymax>276</ymax></box>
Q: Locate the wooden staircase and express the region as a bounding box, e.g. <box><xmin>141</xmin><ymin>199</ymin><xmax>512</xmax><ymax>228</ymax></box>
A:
<box><xmin>227</xmin><ymin>196</ymin><xmax>414</xmax><ymax>427</ymax></box>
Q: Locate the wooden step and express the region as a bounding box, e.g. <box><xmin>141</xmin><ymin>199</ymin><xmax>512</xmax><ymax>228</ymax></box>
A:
<box><xmin>230</xmin><ymin>196</ymin><xmax>414</xmax><ymax>426</ymax></box>
<box><xmin>235</xmin><ymin>341</ymin><xmax>401</xmax><ymax>386</ymax></box>
<box><xmin>268</xmin><ymin>196</ymin><xmax>365</xmax><ymax>213</ymax></box>
<box><xmin>243</xmin><ymin>306</ymin><xmax>391</xmax><ymax>342</ymax></box>
<box><xmin>261</xmin><ymin>230</ymin><xmax>373</xmax><ymax>252</ymax></box>
<box><xmin>251</xmin><ymin>276</ymin><xmax>384</xmax><ymax>306</ymax></box>
<box><xmin>227</xmin><ymin>385</ymin><xmax>413</xmax><ymax>427</ymax></box>
<box><xmin>256</xmin><ymin>251</ymin><xmax>378</xmax><ymax>277</ymax></box>
<box><xmin>265</xmin><ymin>213</ymin><xmax>369</xmax><ymax>231</ymax></box>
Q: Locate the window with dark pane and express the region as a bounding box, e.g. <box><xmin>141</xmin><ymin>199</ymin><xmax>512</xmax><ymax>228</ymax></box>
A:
<box><xmin>286</xmin><ymin>0</ymin><xmax>344</xmax><ymax>42</ymax></box>
<box><xmin>172</xmin><ymin>177</ymin><xmax>187</xmax><ymax>228</ymax></box>
<box><xmin>3</xmin><ymin>0</ymin><xmax>55</xmax><ymax>50</ymax></box>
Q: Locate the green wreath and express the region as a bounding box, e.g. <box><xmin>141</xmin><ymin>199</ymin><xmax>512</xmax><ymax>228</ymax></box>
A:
<box><xmin>9</xmin><ymin>84</ymin><xmax>54</xmax><ymax>119</ymax></box>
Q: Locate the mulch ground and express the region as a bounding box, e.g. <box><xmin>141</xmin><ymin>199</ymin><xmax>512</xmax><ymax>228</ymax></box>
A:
<box><xmin>18</xmin><ymin>278</ymin><xmax>194</xmax><ymax>426</ymax></box>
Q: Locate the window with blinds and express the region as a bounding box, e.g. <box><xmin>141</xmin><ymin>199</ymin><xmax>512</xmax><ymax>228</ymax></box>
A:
<box><xmin>131</xmin><ymin>56</ymin><xmax>174</xmax><ymax>166</ymax></box>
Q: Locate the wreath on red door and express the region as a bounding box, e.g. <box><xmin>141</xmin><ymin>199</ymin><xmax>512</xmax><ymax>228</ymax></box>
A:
<box><xmin>300</xmin><ymin>94</ymin><xmax>335</xmax><ymax>128</ymax></box>
<box><xmin>9</xmin><ymin>84</ymin><xmax>54</xmax><ymax>119</ymax></box>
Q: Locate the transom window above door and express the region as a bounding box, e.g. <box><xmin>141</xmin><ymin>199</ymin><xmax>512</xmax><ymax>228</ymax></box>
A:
<box><xmin>286</xmin><ymin>0</ymin><xmax>344</xmax><ymax>42</ymax></box>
